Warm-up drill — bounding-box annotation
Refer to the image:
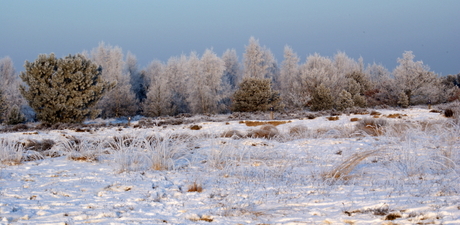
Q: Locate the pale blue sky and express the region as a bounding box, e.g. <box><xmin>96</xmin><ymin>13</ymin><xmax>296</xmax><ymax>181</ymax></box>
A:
<box><xmin>1</xmin><ymin>0</ymin><xmax>459</xmax><ymax>75</ymax></box>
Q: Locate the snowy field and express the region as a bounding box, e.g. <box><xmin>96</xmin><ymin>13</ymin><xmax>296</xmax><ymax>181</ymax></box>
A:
<box><xmin>1</xmin><ymin>107</ymin><xmax>460</xmax><ymax>224</ymax></box>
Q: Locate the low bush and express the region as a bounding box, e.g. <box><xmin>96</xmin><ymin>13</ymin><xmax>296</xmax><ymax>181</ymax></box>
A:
<box><xmin>444</xmin><ymin>109</ymin><xmax>454</xmax><ymax>117</ymax></box>
<box><xmin>24</xmin><ymin>139</ymin><xmax>55</xmax><ymax>152</ymax></box>
<box><xmin>221</xmin><ymin>130</ymin><xmax>244</xmax><ymax>139</ymax></box>
<box><xmin>248</xmin><ymin>124</ymin><xmax>279</xmax><ymax>139</ymax></box>
<box><xmin>355</xmin><ymin>118</ymin><xmax>388</xmax><ymax>136</ymax></box>
<box><xmin>288</xmin><ymin>125</ymin><xmax>308</xmax><ymax>137</ymax></box>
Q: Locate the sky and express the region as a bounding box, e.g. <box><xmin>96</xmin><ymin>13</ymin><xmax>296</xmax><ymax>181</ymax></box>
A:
<box><xmin>1</xmin><ymin>0</ymin><xmax>459</xmax><ymax>75</ymax></box>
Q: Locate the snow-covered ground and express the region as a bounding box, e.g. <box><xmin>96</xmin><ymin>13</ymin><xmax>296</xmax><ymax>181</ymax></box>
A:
<box><xmin>1</xmin><ymin>107</ymin><xmax>459</xmax><ymax>224</ymax></box>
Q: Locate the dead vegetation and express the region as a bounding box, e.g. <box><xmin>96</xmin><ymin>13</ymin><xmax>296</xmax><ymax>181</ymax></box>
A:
<box><xmin>242</xmin><ymin>120</ymin><xmax>291</xmax><ymax>127</ymax></box>
<box><xmin>221</xmin><ymin>130</ymin><xmax>245</xmax><ymax>138</ymax></box>
<box><xmin>248</xmin><ymin>124</ymin><xmax>279</xmax><ymax>139</ymax></box>
<box><xmin>370</xmin><ymin>111</ymin><xmax>381</xmax><ymax>116</ymax></box>
<box><xmin>187</xmin><ymin>181</ymin><xmax>203</xmax><ymax>193</ymax></box>
<box><xmin>355</xmin><ymin>118</ymin><xmax>388</xmax><ymax>136</ymax></box>
<box><xmin>327</xmin><ymin>116</ymin><xmax>339</xmax><ymax>121</ymax></box>
<box><xmin>23</xmin><ymin>139</ymin><xmax>55</xmax><ymax>152</ymax></box>
<box><xmin>288</xmin><ymin>125</ymin><xmax>308</xmax><ymax>136</ymax></box>
<box><xmin>189</xmin><ymin>125</ymin><xmax>202</xmax><ymax>130</ymax></box>
<box><xmin>386</xmin><ymin>113</ymin><xmax>406</xmax><ymax>118</ymax></box>
<box><xmin>323</xmin><ymin>150</ymin><xmax>379</xmax><ymax>180</ymax></box>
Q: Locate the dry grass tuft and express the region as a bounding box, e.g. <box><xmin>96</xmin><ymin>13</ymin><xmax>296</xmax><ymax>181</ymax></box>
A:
<box><xmin>384</xmin><ymin>212</ymin><xmax>402</xmax><ymax>220</ymax></box>
<box><xmin>109</xmin><ymin>135</ymin><xmax>134</xmax><ymax>150</ymax></box>
<box><xmin>24</xmin><ymin>139</ymin><xmax>55</xmax><ymax>152</ymax></box>
<box><xmin>370</xmin><ymin>111</ymin><xmax>381</xmax><ymax>116</ymax></box>
<box><xmin>289</xmin><ymin>125</ymin><xmax>308</xmax><ymax>136</ymax></box>
<box><xmin>243</xmin><ymin>120</ymin><xmax>291</xmax><ymax>127</ymax></box>
<box><xmin>386</xmin><ymin>113</ymin><xmax>403</xmax><ymax>119</ymax></box>
<box><xmin>350</xmin><ymin>118</ymin><xmax>360</xmax><ymax>122</ymax></box>
<box><xmin>323</xmin><ymin>150</ymin><xmax>379</xmax><ymax>180</ymax></box>
<box><xmin>189</xmin><ymin>125</ymin><xmax>202</xmax><ymax>130</ymax></box>
<box><xmin>355</xmin><ymin>118</ymin><xmax>388</xmax><ymax>136</ymax></box>
<box><xmin>248</xmin><ymin>124</ymin><xmax>279</xmax><ymax>139</ymax></box>
<box><xmin>0</xmin><ymin>139</ymin><xmax>25</xmax><ymax>165</ymax></box>
<box><xmin>221</xmin><ymin>130</ymin><xmax>244</xmax><ymax>138</ymax></box>
<box><xmin>429</xmin><ymin>109</ymin><xmax>442</xmax><ymax>113</ymax></box>
<box><xmin>187</xmin><ymin>181</ymin><xmax>203</xmax><ymax>193</ymax></box>
<box><xmin>327</xmin><ymin>116</ymin><xmax>339</xmax><ymax>121</ymax></box>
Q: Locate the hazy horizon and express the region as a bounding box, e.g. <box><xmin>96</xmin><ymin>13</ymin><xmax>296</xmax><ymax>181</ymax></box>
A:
<box><xmin>1</xmin><ymin>0</ymin><xmax>459</xmax><ymax>75</ymax></box>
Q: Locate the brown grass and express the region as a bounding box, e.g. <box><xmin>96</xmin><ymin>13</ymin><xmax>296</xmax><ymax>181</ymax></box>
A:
<box><xmin>350</xmin><ymin>118</ymin><xmax>360</xmax><ymax>122</ymax></box>
<box><xmin>370</xmin><ymin>111</ymin><xmax>381</xmax><ymax>116</ymax></box>
<box><xmin>384</xmin><ymin>212</ymin><xmax>402</xmax><ymax>220</ymax></box>
<box><xmin>323</xmin><ymin>150</ymin><xmax>378</xmax><ymax>180</ymax></box>
<box><xmin>24</xmin><ymin>139</ymin><xmax>55</xmax><ymax>152</ymax></box>
<box><xmin>248</xmin><ymin>124</ymin><xmax>279</xmax><ymax>139</ymax></box>
<box><xmin>327</xmin><ymin>116</ymin><xmax>340</xmax><ymax>121</ymax></box>
<box><xmin>187</xmin><ymin>181</ymin><xmax>203</xmax><ymax>193</ymax></box>
<box><xmin>386</xmin><ymin>113</ymin><xmax>402</xmax><ymax>118</ymax></box>
<box><xmin>221</xmin><ymin>130</ymin><xmax>244</xmax><ymax>138</ymax></box>
<box><xmin>289</xmin><ymin>125</ymin><xmax>308</xmax><ymax>136</ymax></box>
<box><xmin>242</xmin><ymin>120</ymin><xmax>291</xmax><ymax>127</ymax></box>
<box><xmin>189</xmin><ymin>125</ymin><xmax>202</xmax><ymax>130</ymax></box>
<box><xmin>355</xmin><ymin>118</ymin><xmax>388</xmax><ymax>136</ymax></box>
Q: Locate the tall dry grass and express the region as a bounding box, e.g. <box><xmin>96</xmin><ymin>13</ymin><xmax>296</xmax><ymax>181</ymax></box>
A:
<box><xmin>0</xmin><ymin>139</ymin><xmax>25</xmax><ymax>165</ymax></box>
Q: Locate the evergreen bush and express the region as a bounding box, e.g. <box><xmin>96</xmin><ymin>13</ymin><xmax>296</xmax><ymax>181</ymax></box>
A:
<box><xmin>20</xmin><ymin>53</ymin><xmax>113</xmax><ymax>124</ymax></box>
<box><xmin>310</xmin><ymin>84</ymin><xmax>334</xmax><ymax>111</ymax></box>
<box><xmin>232</xmin><ymin>77</ymin><xmax>281</xmax><ymax>112</ymax></box>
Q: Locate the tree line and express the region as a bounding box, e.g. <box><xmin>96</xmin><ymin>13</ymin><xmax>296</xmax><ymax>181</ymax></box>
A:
<box><xmin>0</xmin><ymin>37</ymin><xmax>459</xmax><ymax>124</ymax></box>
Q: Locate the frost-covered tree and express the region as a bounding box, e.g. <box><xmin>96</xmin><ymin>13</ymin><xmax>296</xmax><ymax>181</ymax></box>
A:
<box><xmin>222</xmin><ymin>49</ymin><xmax>242</xmax><ymax>90</ymax></box>
<box><xmin>126</xmin><ymin>52</ymin><xmax>146</xmax><ymax>103</ymax></box>
<box><xmin>199</xmin><ymin>49</ymin><xmax>225</xmax><ymax>113</ymax></box>
<box><xmin>345</xmin><ymin>71</ymin><xmax>372</xmax><ymax>108</ymax></box>
<box><xmin>164</xmin><ymin>55</ymin><xmax>189</xmax><ymax>114</ymax></box>
<box><xmin>398</xmin><ymin>91</ymin><xmax>409</xmax><ymax>108</ymax></box>
<box><xmin>20</xmin><ymin>53</ymin><xmax>111</xmax><ymax>124</ymax></box>
<box><xmin>0</xmin><ymin>90</ymin><xmax>5</xmax><ymax>122</ymax></box>
<box><xmin>298</xmin><ymin>53</ymin><xmax>335</xmax><ymax>102</ymax></box>
<box><xmin>280</xmin><ymin>46</ymin><xmax>304</xmax><ymax>108</ymax></box>
<box><xmin>243</xmin><ymin>37</ymin><xmax>278</xmax><ymax>82</ymax></box>
<box><xmin>336</xmin><ymin>89</ymin><xmax>354</xmax><ymax>111</ymax></box>
<box><xmin>185</xmin><ymin>49</ymin><xmax>225</xmax><ymax>114</ymax></box>
<box><xmin>221</xmin><ymin>49</ymin><xmax>242</xmax><ymax>112</ymax></box>
<box><xmin>91</xmin><ymin>42</ymin><xmax>138</xmax><ymax>118</ymax></box>
<box><xmin>393</xmin><ymin>51</ymin><xmax>442</xmax><ymax>105</ymax></box>
<box><xmin>6</xmin><ymin>104</ymin><xmax>25</xmax><ymax>125</ymax></box>
<box><xmin>309</xmin><ymin>83</ymin><xmax>334</xmax><ymax>111</ymax></box>
<box><xmin>0</xmin><ymin>56</ymin><xmax>27</xmax><ymax>119</ymax></box>
<box><xmin>366</xmin><ymin>63</ymin><xmax>397</xmax><ymax>106</ymax></box>
<box><xmin>232</xmin><ymin>77</ymin><xmax>280</xmax><ymax>112</ymax></box>
<box><xmin>142</xmin><ymin>60</ymin><xmax>174</xmax><ymax>117</ymax></box>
